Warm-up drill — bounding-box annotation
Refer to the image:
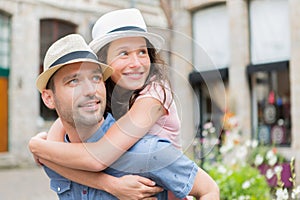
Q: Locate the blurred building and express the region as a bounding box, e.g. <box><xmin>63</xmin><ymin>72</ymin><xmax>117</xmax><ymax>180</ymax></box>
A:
<box><xmin>184</xmin><ymin>0</ymin><xmax>300</xmax><ymax>184</ymax></box>
<box><xmin>1</xmin><ymin>0</ymin><xmax>299</xmax><ymax>184</ymax></box>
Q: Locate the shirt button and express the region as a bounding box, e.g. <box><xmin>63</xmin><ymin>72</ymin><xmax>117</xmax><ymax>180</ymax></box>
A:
<box><xmin>57</xmin><ymin>187</ymin><xmax>61</xmax><ymax>192</ymax></box>
<box><xmin>83</xmin><ymin>190</ymin><xmax>87</xmax><ymax>195</ymax></box>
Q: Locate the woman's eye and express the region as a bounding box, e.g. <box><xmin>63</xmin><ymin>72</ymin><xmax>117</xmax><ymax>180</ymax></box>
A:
<box><xmin>119</xmin><ymin>51</ymin><xmax>128</xmax><ymax>56</ymax></box>
<box><xmin>139</xmin><ymin>49</ymin><xmax>147</xmax><ymax>55</ymax></box>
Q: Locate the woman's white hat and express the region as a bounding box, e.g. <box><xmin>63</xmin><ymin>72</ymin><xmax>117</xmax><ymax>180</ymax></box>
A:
<box><xmin>89</xmin><ymin>8</ymin><xmax>164</xmax><ymax>53</ymax></box>
<box><xmin>36</xmin><ymin>34</ymin><xmax>113</xmax><ymax>93</ymax></box>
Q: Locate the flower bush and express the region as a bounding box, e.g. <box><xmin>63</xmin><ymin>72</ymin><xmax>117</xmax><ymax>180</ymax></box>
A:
<box><xmin>199</xmin><ymin>112</ymin><xmax>271</xmax><ymax>199</ymax></box>
<box><xmin>247</xmin><ymin>144</ymin><xmax>286</xmax><ymax>168</ymax></box>
<box><xmin>245</xmin><ymin>143</ymin><xmax>293</xmax><ymax>189</ymax></box>
<box><xmin>197</xmin><ymin>111</ymin><xmax>300</xmax><ymax>199</ymax></box>
<box><xmin>205</xmin><ymin>163</ymin><xmax>271</xmax><ymax>200</ymax></box>
<box><xmin>198</xmin><ymin>111</ymin><xmax>300</xmax><ymax>199</ymax></box>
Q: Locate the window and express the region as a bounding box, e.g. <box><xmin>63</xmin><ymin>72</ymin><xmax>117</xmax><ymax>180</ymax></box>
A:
<box><xmin>191</xmin><ymin>4</ymin><xmax>229</xmax><ymax>137</ymax></box>
<box><xmin>40</xmin><ymin>19</ymin><xmax>76</xmax><ymax>120</ymax></box>
<box><xmin>248</xmin><ymin>62</ymin><xmax>291</xmax><ymax>146</ymax></box>
<box><xmin>0</xmin><ymin>11</ymin><xmax>11</xmax><ymax>71</ymax></box>
<box><xmin>249</xmin><ymin>0</ymin><xmax>291</xmax><ymax>146</ymax></box>
<box><xmin>191</xmin><ymin>5</ymin><xmax>229</xmax><ymax>165</ymax></box>
<box><xmin>192</xmin><ymin>4</ymin><xmax>229</xmax><ymax>71</ymax></box>
<box><xmin>189</xmin><ymin>70</ymin><xmax>228</xmax><ymax>166</ymax></box>
<box><xmin>0</xmin><ymin>11</ymin><xmax>10</xmax><ymax>152</ymax></box>
<box><xmin>249</xmin><ymin>0</ymin><xmax>290</xmax><ymax>64</ymax></box>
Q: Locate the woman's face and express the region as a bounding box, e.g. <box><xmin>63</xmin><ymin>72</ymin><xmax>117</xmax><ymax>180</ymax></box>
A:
<box><xmin>106</xmin><ymin>37</ymin><xmax>151</xmax><ymax>90</ymax></box>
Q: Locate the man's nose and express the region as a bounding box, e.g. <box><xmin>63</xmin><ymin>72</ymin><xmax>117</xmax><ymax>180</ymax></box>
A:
<box><xmin>82</xmin><ymin>80</ymin><xmax>97</xmax><ymax>96</ymax></box>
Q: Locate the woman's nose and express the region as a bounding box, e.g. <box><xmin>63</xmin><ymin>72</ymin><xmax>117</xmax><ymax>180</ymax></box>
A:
<box><xmin>129</xmin><ymin>53</ymin><xmax>142</xmax><ymax>67</ymax></box>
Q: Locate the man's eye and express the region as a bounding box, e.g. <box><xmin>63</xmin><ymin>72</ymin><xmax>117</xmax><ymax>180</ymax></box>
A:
<box><xmin>68</xmin><ymin>79</ymin><xmax>79</xmax><ymax>85</ymax></box>
<box><xmin>93</xmin><ymin>75</ymin><xmax>102</xmax><ymax>82</ymax></box>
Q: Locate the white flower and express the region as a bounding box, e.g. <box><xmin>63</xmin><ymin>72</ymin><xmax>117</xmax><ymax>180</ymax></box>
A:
<box><xmin>219</xmin><ymin>145</ymin><xmax>228</xmax><ymax>154</ymax></box>
<box><xmin>245</xmin><ymin>140</ymin><xmax>251</xmax><ymax>147</ymax></box>
<box><xmin>238</xmin><ymin>195</ymin><xmax>250</xmax><ymax>200</ymax></box>
<box><xmin>266</xmin><ymin>169</ymin><xmax>275</xmax><ymax>179</ymax></box>
<box><xmin>291</xmin><ymin>186</ymin><xmax>300</xmax><ymax>199</ymax></box>
<box><xmin>236</xmin><ymin>146</ymin><xmax>248</xmax><ymax>159</ymax></box>
<box><xmin>251</xmin><ymin>140</ymin><xmax>258</xmax><ymax>148</ymax></box>
<box><xmin>202</xmin><ymin>130</ymin><xmax>208</xmax><ymax>137</ymax></box>
<box><xmin>254</xmin><ymin>154</ymin><xmax>264</xmax><ymax>166</ymax></box>
<box><xmin>275</xmin><ymin>188</ymin><xmax>289</xmax><ymax>200</ymax></box>
<box><xmin>294</xmin><ymin>185</ymin><xmax>300</xmax><ymax>194</ymax></box>
<box><xmin>265</xmin><ymin>150</ymin><xmax>278</xmax><ymax>166</ymax></box>
<box><xmin>203</xmin><ymin>122</ymin><xmax>213</xmax><ymax>130</ymax></box>
<box><xmin>220</xmin><ymin>142</ymin><xmax>234</xmax><ymax>154</ymax></box>
<box><xmin>266</xmin><ymin>150</ymin><xmax>275</xmax><ymax>159</ymax></box>
<box><xmin>274</xmin><ymin>165</ymin><xmax>283</xmax><ymax>174</ymax></box>
<box><xmin>217</xmin><ymin>165</ymin><xmax>227</xmax><ymax>174</ymax></box>
<box><xmin>228</xmin><ymin>116</ymin><xmax>238</xmax><ymax>127</ymax></box>
<box><xmin>268</xmin><ymin>156</ymin><xmax>278</xmax><ymax>166</ymax></box>
<box><xmin>209</xmin><ymin>127</ymin><xmax>216</xmax><ymax>134</ymax></box>
<box><xmin>242</xmin><ymin>180</ymin><xmax>251</xmax><ymax>189</ymax></box>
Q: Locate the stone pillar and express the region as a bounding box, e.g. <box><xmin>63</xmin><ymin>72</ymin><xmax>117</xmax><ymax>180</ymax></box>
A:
<box><xmin>9</xmin><ymin>2</ymin><xmax>40</xmax><ymax>165</ymax></box>
<box><xmin>227</xmin><ymin>0</ymin><xmax>251</xmax><ymax>138</ymax></box>
<box><xmin>289</xmin><ymin>0</ymin><xmax>300</xmax><ymax>184</ymax></box>
<box><xmin>169</xmin><ymin>2</ymin><xmax>196</xmax><ymax>154</ymax></box>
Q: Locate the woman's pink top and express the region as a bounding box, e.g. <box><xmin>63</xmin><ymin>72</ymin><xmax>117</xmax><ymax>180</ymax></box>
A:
<box><xmin>136</xmin><ymin>81</ymin><xmax>182</xmax><ymax>149</ymax></box>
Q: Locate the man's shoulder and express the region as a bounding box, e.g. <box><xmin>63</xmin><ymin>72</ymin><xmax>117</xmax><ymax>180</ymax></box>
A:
<box><xmin>105</xmin><ymin>112</ymin><xmax>115</xmax><ymax>122</ymax></box>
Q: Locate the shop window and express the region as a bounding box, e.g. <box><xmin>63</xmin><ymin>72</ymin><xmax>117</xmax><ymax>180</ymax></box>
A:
<box><xmin>191</xmin><ymin>3</ymin><xmax>229</xmax><ymax>127</ymax></box>
<box><xmin>189</xmin><ymin>68</ymin><xmax>228</xmax><ymax>132</ymax></box>
<box><xmin>189</xmin><ymin>69</ymin><xmax>228</xmax><ymax>165</ymax></box>
<box><xmin>248</xmin><ymin>61</ymin><xmax>291</xmax><ymax>146</ymax></box>
<box><xmin>39</xmin><ymin>19</ymin><xmax>76</xmax><ymax>120</ymax></box>
<box><xmin>191</xmin><ymin>4</ymin><xmax>229</xmax><ymax>165</ymax></box>
<box><xmin>249</xmin><ymin>0</ymin><xmax>291</xmax><ymax>147</ymax></box>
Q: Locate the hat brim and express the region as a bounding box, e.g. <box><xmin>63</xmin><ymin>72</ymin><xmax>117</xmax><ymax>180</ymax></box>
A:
<box><xmin>36</xmin><ymin>58</ymin><xmax>113</xmax><ymax>93</ymax></box>
<box><xmin>89</xmin><ymin>31</ymin><xmax>164</xmax><ymax>54</ymax></box>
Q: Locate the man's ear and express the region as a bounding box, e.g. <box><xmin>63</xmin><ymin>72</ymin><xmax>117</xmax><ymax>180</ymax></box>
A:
<box><xmin>41</xmin><ymin>90</ymin><xmax>55</xmax><ymax>109</ymax></box>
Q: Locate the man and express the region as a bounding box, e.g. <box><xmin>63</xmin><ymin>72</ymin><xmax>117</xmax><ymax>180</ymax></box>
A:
<box><xmin>31</xmin><ymin>34</ymin><xmax>219</xmax><ymax>200</ymax></box>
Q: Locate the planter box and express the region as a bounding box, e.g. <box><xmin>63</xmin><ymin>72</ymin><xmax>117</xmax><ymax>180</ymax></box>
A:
<box><xmin>257</xmin><ymin>162</ymin><xmax>292</xmax><ymax>188</ymax></box>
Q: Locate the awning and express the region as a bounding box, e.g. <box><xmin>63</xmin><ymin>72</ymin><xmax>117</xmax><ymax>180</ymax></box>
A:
<box><xmin>247</xmin><ymin>60</ymin><xmax>289</xmax><ymax>75</ymax></box>
<box><xmin>189</xmin><ymin>68</ymin><xmax>228</xmax><ymax>86</ymax></box>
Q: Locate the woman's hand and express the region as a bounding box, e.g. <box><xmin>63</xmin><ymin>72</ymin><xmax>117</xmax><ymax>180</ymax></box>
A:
<box><xmin>105</xmin><ymin>174</ymin><xmax>163</xmax><ymax>200</ymax></box>
<box><xmin>28</xmin><ymin>132</ymin><xmax>47</xmax><ymax>166</ymax></box>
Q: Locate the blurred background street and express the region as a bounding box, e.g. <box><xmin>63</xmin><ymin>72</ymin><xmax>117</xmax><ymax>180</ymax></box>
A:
<box><xmin>0</xmin><ymin>166</ymin><xmax>56</xmax><ymax>200</ymax></box>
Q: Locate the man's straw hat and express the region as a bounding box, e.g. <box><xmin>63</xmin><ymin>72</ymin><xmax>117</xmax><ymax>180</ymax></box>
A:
<box><xmin>36</xmin><ymin>34</ymin><xmax>113</xmax><ymax>93</ymax></box>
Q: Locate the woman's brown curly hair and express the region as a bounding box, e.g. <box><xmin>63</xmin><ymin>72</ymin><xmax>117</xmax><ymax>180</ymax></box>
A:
<box><xmin>97</xmin><ymin>38</ymin><xmax>172</xmax><ymax>118</ymax></box>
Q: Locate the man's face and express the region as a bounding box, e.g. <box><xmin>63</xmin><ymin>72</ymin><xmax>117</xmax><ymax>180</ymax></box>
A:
<box><xmin>46</xmin><ymin>62</ymin><xmax>106</xmax><ymax>128</ymax></box>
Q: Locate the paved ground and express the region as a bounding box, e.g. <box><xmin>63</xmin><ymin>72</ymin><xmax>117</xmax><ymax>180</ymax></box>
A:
<box><xmin>0</xmin><ymin>166</ymin><xmax>57</xmax><ymax>200</ymax></box>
